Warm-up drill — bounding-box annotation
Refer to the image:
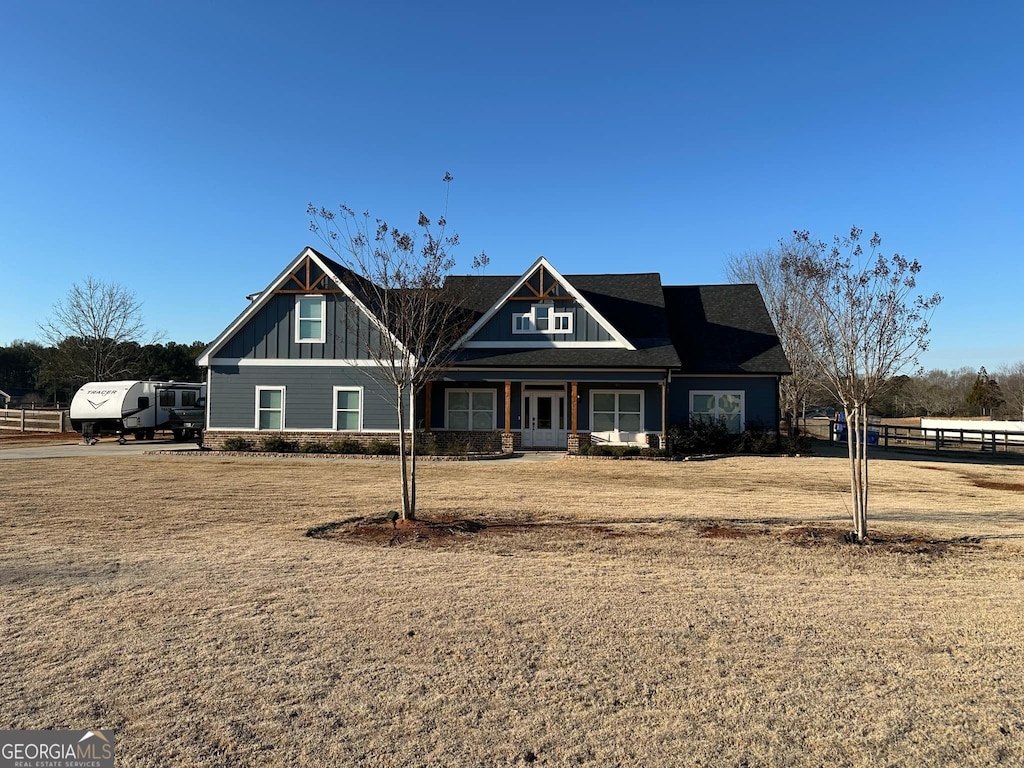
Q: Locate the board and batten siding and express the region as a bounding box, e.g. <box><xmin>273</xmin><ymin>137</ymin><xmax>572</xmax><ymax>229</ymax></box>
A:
<box><xmin>207</xmin><ymin>365</ymin><xmax>405</xmax><ymax>430</ymax></box>
<box><xmin>468</xmin><ymin>301</ymin><xmax>614</xmax><ymax>343</ymax></box>
<box><xmin>218</xmin><ymin>294</ymin><xmax>383</xmax><ymax>361</ymax></box>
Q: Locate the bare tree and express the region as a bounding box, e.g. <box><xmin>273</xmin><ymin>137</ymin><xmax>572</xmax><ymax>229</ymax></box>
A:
<box><xmin>308</xmin><ymin>173</ymin><xmax>487</xmax><ymax>520</ymax></box>
<box><xmin>39</xmin><ymin>277</ymin><xmax>161</xmax><ymax>386</ymax></box>
<box><xmin>781</xmin><ymin>227</ymin><xmax>941</xmax><ymax>542</ymax></box>
<box><xmin>726</xmin><ymin>238</ymin><xmax>824</xmax><ymax>432</ymax></box>
<box><xmin>995</xmin><ymin>361</ymin><xmax>1024</xmax><ymax>420</ymax></box>
<box><xmin>902</xmin><ymin>367</ymin><xmax>974</xmax><ymax>416</ymax></box>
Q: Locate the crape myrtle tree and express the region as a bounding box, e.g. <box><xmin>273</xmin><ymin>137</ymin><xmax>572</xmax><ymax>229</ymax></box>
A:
<box><xmin>726</xmin><ymin>237</ymin><xmax>824</xmax><ymax>433</ymax></box>
<box><xmin>308</xmin><ymin>173</ymin><xmax>487</xmax><ymax>521</ymax></box>
<box><xmin>39</xmin><ymin>276</ymin><xmax>163</xmax><ymax>388</ymax></box>
<box><xmin>781</xmin><ymin>227</ymin><xmax>941</xmax><ymax>542</ymax></box>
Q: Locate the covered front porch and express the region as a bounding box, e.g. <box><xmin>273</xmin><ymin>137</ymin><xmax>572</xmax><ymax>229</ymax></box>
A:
<box><xmin>421</xmin><ymin>370</ymin><xmax>670</xmax><ymax>453</ymax></box>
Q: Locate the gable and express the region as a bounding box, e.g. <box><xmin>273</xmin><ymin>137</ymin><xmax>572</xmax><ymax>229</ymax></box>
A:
<box><xmin>197</xmin><ymin>247</ymin><xmax>400</xmax><ymax>365</ymax></box>
<box><xmin>456</xmin><ymin>258</ymin><xmax>635</xmax><ymax>350</ymax></box>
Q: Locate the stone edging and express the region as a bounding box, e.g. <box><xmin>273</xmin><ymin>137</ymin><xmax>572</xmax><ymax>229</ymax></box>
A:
<box><xmin>143</xmin><ymin>449</ymin><xmax>514</xmax><ymax>462</ymax></box>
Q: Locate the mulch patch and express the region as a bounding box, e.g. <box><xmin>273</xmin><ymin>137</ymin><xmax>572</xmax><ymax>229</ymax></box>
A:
<box><xmin>307</xmin><ymin>515</ymin><xmax>983</xmax><ymax>555</ymax></box>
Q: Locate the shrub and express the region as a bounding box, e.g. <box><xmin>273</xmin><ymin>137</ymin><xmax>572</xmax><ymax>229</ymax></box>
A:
<box><xmin>365</xmin><ymin>438</ymin><xmax>399</xmax><ymax>455</ymax></box>
<box><xmin>327</xmin><ymin>438</ymin><xmax>364</xmax><ymax>455</ymax></box>
<box><xmin>734</xmin><ymin>423</ymin><xmax>778</xmax><ymax>454</ymax></box>
<box><xmin>417</xmin><ymin>434</ymin><xmax>440</xmax><ymax>456</ymax></box>
<box><xmin>299</xmin><ymin>441</ymin><xmax>328</xmax><ymax>454</ymax></box>
<box><xmin>259</xmin><ymin>435</ymin><xmax>296</xmax><ymax>453</ymax></box>
<box><xmin>220</xmin><ymin>436</ymin><xmax>251</xmax><ymax>452</ymax></box>
<box><xmin>783</xmin><ymin>432</ymin><xmax>812</xmax><ymax>456</ymax></box>
<box><xmin>667</xmin><ymin>417</ymin><xmax>736</xmax><ymax>455</ymax></box>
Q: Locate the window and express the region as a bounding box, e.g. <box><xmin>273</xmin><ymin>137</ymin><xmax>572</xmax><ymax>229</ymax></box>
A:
<box><xmin>512</xmin><ymin>303</ymin><xmax>573</xmax><ymax>334</ymax></box>
<box><xmin>334</xmin><ymin>387</ymin><xmax>362</xmax><ymax>431</ymax></box>
<box><xmin>181</xmin><ymin>390</ymin><xmax>199</xmax><ymax>407</ymax></box>
<box><xmin>447</xmin><ymin>390</ymin><xmax>496</xmax><ymax>430</ymax></box>
<box><xmin>158</xmin><ymin>390</ymin><xmax>175</xmax><ymax>407</ymax></box>
<box><xmin>256</xmin><ymin>386</ymin><xmax>285</xmax><ymax>430</ymax></box>
<box><xmin>691</xmin><ymin>391</ymin><xmax>744</xmax><ymax>432</ymax></box>
<box><xmin>591</xmin><ymin>391</ymin><xmax>643</xmax><ymax>432</ymax></box>
<box><xmin>295</xmin><ymin>295</ymin><xmax>326</xmax><ymax>343</ymax></box>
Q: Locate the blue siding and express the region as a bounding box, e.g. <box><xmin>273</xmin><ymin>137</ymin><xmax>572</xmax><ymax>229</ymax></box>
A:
<box><xmin>219</xmin><ymin>294</ymin><xmax>381</xmax><ymax>360</ymax></box>
<box><xmin>468</xmin><ymin>301</ymin><xmax>613</xmax><ymax>343</ymax></box>
<box><xmin>667</xmin><ymin>376</ymin><xmax>779</xmax><ymax>429</ymax></box>
<box><xmin>208</xmin><ymin>364</ymin><xmax>406</xmax><ymax>430</ymax></box>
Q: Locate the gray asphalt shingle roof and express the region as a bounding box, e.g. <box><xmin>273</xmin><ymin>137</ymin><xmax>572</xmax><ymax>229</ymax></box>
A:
<box><xmin>318</xmin><ymin>254</ymin><xmax>789</xmax><ymax>375</ymax></box>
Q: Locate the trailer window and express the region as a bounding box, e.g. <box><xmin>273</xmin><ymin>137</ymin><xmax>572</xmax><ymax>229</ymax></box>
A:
<box><xmin>159</xmin><ymin>390</ymin><xmax>176</xmax><ymax>407</ymax></box>
<box><xmin>181</xmin><ymin>390</ymin><xmax>198</xmax><ymax>407</ymax></box>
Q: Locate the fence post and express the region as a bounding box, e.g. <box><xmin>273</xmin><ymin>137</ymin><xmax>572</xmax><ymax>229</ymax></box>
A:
<box><xmin>935</xmin><ymin>430</ymin><xmax>941</xmax><ymax>453</ymax></box>
<box><xmin>20</xmin><ymin>409</ymin><xmax>25</xmax><ymax>432</ymax></box>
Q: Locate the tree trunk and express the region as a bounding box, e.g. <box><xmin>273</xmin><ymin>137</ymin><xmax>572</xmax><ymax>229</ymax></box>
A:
<box><xmin>410</xmin><ymin>390</ymin><xmax>417</xmax><ymax>520</ymax></box>
<box><xmin>396</xmin><ymin>386</ymin><xmax>413</xmax><ymax>520</ymax></box>
<box><xmin>844</xmin><ymin>403</ymin><xmax>870</xmax><ymax>542</ymax></box>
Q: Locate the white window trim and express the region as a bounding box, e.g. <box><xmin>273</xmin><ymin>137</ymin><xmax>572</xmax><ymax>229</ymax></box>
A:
<box><xmin>295</xmin><ymin>295</ymin><xmax>326</xmax><ymax>344</ymax></box>
<box><xmin>255</xmin><ymin>385</ymin><xmax>286</xmax><ymax>430</ymax></box>
<box><xmin>512</xmin><ymin>303</ymin><xmax>573</xmax><ymax>335</ymax></box>
<box><xmin>589</xmin><ymin>389</ymin><xmax>645</xmax><ymax>433</ymax></box>
<box><xmin>332</xmin><ymin>386</ymin><xmax>363</xmax><ymax>432</ymax></box>
<box><xmin>690</xmin><ymin>390</ymin><xmax>745</xmax><ymax>432</ymax></box>
<box><xmin>445</xmin><ymin>388</ymin><xmax>497</xmax><ymax>431</ymax></box>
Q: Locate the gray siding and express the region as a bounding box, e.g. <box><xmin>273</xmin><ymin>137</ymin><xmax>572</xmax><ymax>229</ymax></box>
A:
<box><xmin>469</xmin><ymin>301</ymin><xmax>613</xmax><ymax>343</ymax></box>
<box><xmin>219</xmin><ymin>294</ymin><xmax>383</xmax><ymax>360</ymax></box>
<box><xmin>208</xmin><ymin>364</ymin><xmax>405</xmax><ymax>430</ymax></box>
<box><xmin>667</xmin><ymin>376</ymin><xmax>779</xmax><ymax>428</ymax></box>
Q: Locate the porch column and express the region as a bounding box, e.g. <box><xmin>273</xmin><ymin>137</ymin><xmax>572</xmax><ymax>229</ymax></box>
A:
<box><xmin>424</xmin><ymin>380</ymin><xmax>432</xmax><ymax>433</ymax></box>
<box><xmin>571</xmin><ymin>381</ymin><xmax>578</xmax><ymax>435</ymax></box>
<box><xmin>661</xmin><ymin>379</ymin><xmax>668</xmax><ymax>446</ymax></box>
<box><xmin>504</xmin><ymin>380</ymin><xmax>511</xmax><ymax>432</ymax></box>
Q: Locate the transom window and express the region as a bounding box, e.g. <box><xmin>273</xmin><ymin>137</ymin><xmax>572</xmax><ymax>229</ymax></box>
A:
<box><xmin>447</xmin><ymin>390</ymin><xmax>496</xmax><ymax>431</ymax></box>
<box><xmin>691</xmin><ymin>391</ymin><xmax>744</xmax><ymax>433</ymax></box>
<box><xmin>591</xmin><ymin>391</ymin><xmax>643</xmax><ymax>432</ymax></box>
<box><xmin>295</xmin><ymin>295</ymin><xmax>326</xmax><ymax>343</ymax></box>
<box><xmin>334</xmin><ymin>387</ymin><xmax>362</xmax><ymax>431</ymax></box>
<box><xmin>256</xmin><ymin>386</ymin><xmax>285</xmax><ymax>430</ymax></box>
<box><xmin>512</xmin><ymin>303</ymin><xmax>573</xmax><ymax>335</ymax></box>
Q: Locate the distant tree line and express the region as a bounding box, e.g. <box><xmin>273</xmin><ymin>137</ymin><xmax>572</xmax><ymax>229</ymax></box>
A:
<box><xmin>0</xmin><ymin>339</ymin><xmax>207</xmax><ymax>407</ymax></box>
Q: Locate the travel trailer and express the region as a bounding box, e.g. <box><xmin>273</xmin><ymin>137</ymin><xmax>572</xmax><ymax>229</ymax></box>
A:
<box><xmin>69</xmin><ymin>380</ymin><xmax>206</xmax><ymax>443</ymax></box>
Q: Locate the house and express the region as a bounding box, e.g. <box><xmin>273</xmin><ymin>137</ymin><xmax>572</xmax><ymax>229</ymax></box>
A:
<box><xmin>196</xmin><ymin>247</ymin><xmax>790</xmax><ymax>452</ymax></box>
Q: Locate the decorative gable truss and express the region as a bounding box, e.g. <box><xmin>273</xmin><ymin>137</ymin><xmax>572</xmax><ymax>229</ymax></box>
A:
<box><xmin>456</xmin><ymin>257</ymin><xmax>636</xmax><ymax>349</ymax></box>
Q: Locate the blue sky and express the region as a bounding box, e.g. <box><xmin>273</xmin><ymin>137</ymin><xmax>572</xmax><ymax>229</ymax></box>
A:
<box><xmin>2</xmin><ymin>1</ymin><xmax>1021</xmax><ymax>371</ymax></box>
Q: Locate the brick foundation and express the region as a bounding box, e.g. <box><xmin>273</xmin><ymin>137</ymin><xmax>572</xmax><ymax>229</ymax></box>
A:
<box><xmin>202</xmin><ymin>429</ymin><xmax>510</xmax><ymax>454</ymax></box>
<box><xmin>567</xmin><ymin>432</ymin><xmax>591</xmax><ymax>454</ymax></box>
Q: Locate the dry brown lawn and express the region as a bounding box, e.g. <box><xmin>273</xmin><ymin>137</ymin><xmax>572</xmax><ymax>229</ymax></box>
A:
<box><xmin>2</xmin><ymin>451</ymin><xmax>1023</xmax><ymax>766</ymax></box>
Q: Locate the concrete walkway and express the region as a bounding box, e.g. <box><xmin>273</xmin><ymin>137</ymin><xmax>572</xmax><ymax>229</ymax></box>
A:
<box><xmin>506</xmin><ymin>451</ymin><xmax>567</xmax><ymax>462</ymax></box>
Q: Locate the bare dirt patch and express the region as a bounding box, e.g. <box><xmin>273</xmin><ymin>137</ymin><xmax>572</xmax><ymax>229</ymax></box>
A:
<box><xmin>0</xmin><ymin>431</ymin><xmax>79</xmax><ymax>448</ymax></box>
<box><xmin>309</xmin><ymin>515</ymin><xmax>984</xmax><ymax>557</ymax></box>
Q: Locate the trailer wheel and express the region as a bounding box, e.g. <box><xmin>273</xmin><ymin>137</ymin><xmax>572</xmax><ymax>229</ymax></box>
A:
<box><xmin>146</xmin><ymin>429</ymin><xmax>155</xmax><ymax>440</ymax></box>
<box><xmin>134</xmin><ymin>430</ymin><xmax>145</xmax><ymax>440</ymax></box>
<box><xmin>172</xmin><ymin>429</ymin><xmax>185</xmax><ymax>441</ymax></box>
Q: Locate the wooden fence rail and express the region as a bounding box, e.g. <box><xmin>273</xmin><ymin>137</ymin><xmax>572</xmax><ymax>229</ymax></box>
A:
<box><xmin>826</xmin><ymin>420</ymin><xmax>1024</xmax><ymax>456</ymax></box>
<box><xmin>0</xmin><ymin>408</ymin><xmax>69</xmax><ymax>433</ymax></box>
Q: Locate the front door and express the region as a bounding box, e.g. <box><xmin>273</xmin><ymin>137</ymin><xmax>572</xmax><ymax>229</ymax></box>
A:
<box><xmin>523</xmin><ymin>393</ymin><xmax>565</xmax><ymax>448</ymax></box>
